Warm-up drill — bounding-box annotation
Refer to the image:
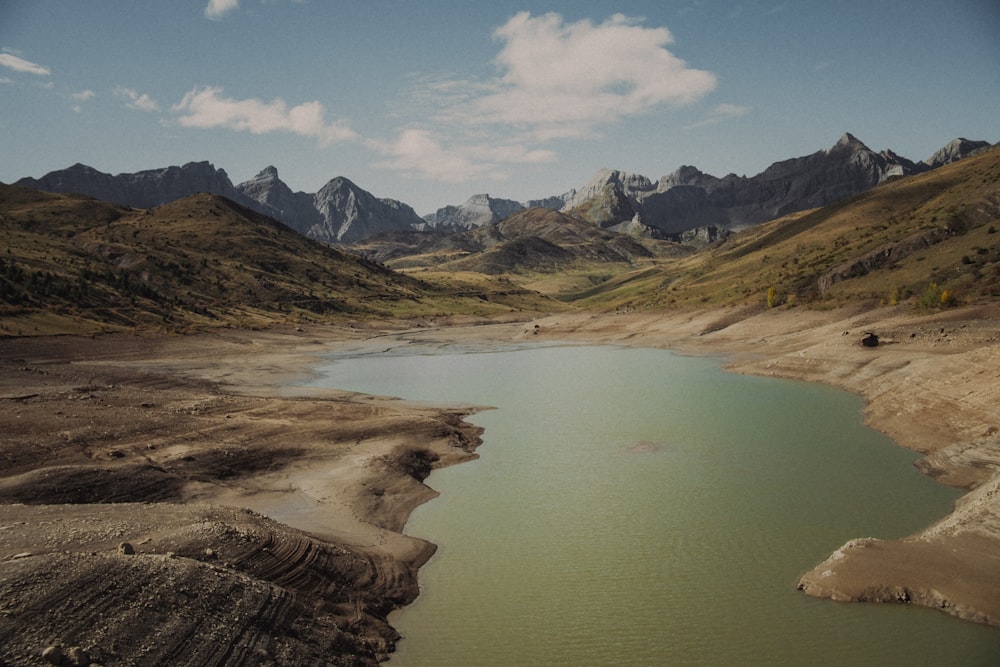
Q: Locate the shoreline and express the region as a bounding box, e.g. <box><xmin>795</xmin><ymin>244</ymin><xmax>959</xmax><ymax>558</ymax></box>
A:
<box><xmin>2</xmin><ymin>304</ymin><xmax>1000</xmax><ymax>663</ymax></box>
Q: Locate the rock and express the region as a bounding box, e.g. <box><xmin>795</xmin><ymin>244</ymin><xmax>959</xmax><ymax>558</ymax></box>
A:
<box><xmin>64</xmin><ymin>645</ymin><xmax>89</xmax><ymax>667</ymax></box>
<box><xmin>41</xmin><ymin>645</ymin><xmax>63</xmax><ymax>665</ymax></box>
<box><xmin>423</xmin><ymin>194</ymin><xmax>526</xmax><ymax>230</ymax></box>
<box><xmin>117</xmin><ymin>542</ymin><xmax>135</xmax><ymax>555</ymax></box>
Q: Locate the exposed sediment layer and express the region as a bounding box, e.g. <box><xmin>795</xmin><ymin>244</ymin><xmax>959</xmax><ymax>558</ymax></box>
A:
<box><xmin>0</xmin><ymin>327</ymin><xmax>484</xmax><ymax>666</ymax></box>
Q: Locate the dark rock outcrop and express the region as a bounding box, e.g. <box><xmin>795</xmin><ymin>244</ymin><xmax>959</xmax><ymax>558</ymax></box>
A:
<box><xmin>560</xmin><ymin>134</ymin><xmax>979</xmax><ymax>239</ymax></box>
<box><xmin>234</xmin><ymin>165</ymin><xmax>322</xmax><ymax>235</ymax></box>
<box><xmin>17</xmin><ymin>161</ymin><xmax>253</xmax><ymax>211</ymax></box>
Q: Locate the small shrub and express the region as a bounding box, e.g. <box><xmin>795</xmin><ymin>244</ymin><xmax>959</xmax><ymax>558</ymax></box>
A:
<box><xmin>887</xmin><ymin>285</ymin><xmax>912</xmax><ymax>305</ymax></box>
<box><xmin>766</xmin><ymin>285</ymin><xmax>781</xmax><ymax>308</ymax></box>
<box><xmin>917</xmin><ymin>282</ymin><xmax>943</xmax><ymax>311</ymax></box>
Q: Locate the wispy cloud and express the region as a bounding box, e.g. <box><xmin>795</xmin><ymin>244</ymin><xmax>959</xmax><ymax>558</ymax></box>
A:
<box><xmin>115</xmin><ymin>87</ymin><xmax>160</xmax><ymax>112</ymax></box>
<box><xmin>171</xmin><ymin>86</ymin><xmax>357</xmax><ymax>146</ymax></box>
<box><xmin>685</xmin><ymin>103</ymin><xmax>751</xmax><ymax>129</ymax></box>
<box><xmin>0</xmin><ymin>52</ymin><xmax>51</xmax><ymax>76</ymax></box>
<box><xmin>204</xmin><ymin>0</ymin><xmax>239</xmax><ymax>20</ymax></box>
<box><xmin>370</xmin><ymin>128</ymin><xmax>556</xmax><ymax>183</ymax></box>
<box><xmin>370</xmin><ymin>129</ymin><xmax>493</xmax><ymax>183</ymax></box>
<box><xmin>71</xmin><ymin>89</ymin><xmax>96</xmax><ymax>113</ymax></box>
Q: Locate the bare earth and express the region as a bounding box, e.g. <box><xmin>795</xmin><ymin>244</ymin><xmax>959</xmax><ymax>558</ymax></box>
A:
<box><xmin>2</xmin><ymin>304</ymin><xmax>999</xmax><ymax>664</ymax></box>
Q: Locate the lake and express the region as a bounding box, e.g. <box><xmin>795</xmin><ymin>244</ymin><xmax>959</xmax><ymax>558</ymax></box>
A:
<box><xmin>307</xmin><ymin>342</ymin><xmax>1000</xmax><ymax>666</ymax></box>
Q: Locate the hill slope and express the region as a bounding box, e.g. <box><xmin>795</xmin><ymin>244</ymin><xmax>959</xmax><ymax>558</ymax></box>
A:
<box><xmin>574</xmin><ymin>145</ymin><xmax>1000</xmax><ymax>312</ymax></box>
<box><xmin>0</xmin><ymin>186</ymin><xmax>550</xmax><ymax>335</ymax></box>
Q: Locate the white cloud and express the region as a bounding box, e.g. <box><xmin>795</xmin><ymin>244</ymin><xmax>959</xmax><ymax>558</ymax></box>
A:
<box><xmin>454</xmin><ymin>12</ymin><xmax>716</xmax><ymax>138</ymax></box>
<box><xmin>370</xmin><ymin>128</ymin><xmax>556</xmax><ymax>183</ymax></box>
<box><xmin>204</xmin><ymin>0</ymin><xmax>239</xmax><ymax>20</ymax></box>
<box><xmin>71</xmin><ymin>89</ymin><xmax>96</xmax><ymax>113</ymax></box>
<box><xmin>115</xmin><ymin>87</ymin><xmax>160</xmax><ymax>112</ymax></box>
<box><xmin>382</xmin><ymin>12</ymin><xmax>717</xmax><ymax>183</ymax></box>
<box><xmin>171</xmin><ymin>86</ymin><xmax>357</xmax><ymax>146</ymax></box>
<box><xmin>0</xmin><ymin>52</ymin><xmax>51</xmax><ymax>76</ymax></box>
<box><xmin>685</xmin><ymin>103</ymin><xmax>751</xmax><ymax>129</ymax></box>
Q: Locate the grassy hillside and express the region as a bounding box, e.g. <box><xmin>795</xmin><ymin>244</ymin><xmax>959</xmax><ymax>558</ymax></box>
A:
<box><xmin>574</xmin><ymin>145</ymin><xmax>1000</xmax><ymax>312</ymax></box>
<box><xmin>0</xmin><ymin>186</ymin><xmax>555</xmax><ymax>335</ymax></box>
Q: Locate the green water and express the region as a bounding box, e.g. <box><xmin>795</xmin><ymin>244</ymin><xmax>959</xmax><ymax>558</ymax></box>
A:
<box><xmin>309</xmin><ymin>343</ymin><xmax>1000</xmax><ymax>666</ymax></box>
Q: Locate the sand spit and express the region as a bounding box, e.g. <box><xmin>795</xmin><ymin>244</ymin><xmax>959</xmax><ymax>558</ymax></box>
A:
<box><xmin>1</xmin><ymin>303</ymin><xmax>999</xmax><ymax>664</ymax></box>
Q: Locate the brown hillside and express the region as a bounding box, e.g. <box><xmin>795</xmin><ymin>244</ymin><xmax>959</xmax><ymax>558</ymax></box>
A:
<box><xmin>577</xmin><ymin>145</ymin><xmax>1000</xmax><ymax>312</ymax></box>
<box><xmin>0</xmin><ymin>186</ymin><xmax>550</xmax><ymax>335</ymax></box>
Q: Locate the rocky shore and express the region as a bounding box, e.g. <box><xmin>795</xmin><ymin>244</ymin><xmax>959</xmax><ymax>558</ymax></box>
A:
<box><xmin>2</xmin><ymin>303</ymin><xmax>999</xmax><ymax>664</ymax></box>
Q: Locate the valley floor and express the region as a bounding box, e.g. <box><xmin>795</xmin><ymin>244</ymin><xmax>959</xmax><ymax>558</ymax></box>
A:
<box><xmin>1</xmin><ymin>303</ymin><xmax>999</xmax><ymax>664</ymax></box>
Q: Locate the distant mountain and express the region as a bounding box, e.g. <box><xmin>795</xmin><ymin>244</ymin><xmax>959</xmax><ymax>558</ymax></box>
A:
<box><xmin>234</xmin><ymin>165</ymin><xmax>322</xmax><ymax>234</ymax></box>
<box><xmin>423</xmin><ymin>194</ymin><xmax>526</xmax><ymax>230</ymax></box>
<box><xmin>564</xmin><ymin>133</ymin><xmax>938</xmax><ymax>237</ymax></box>
<box><xmin>572</xmin><ymin>142</ymin><xmax>1000</xmax><ymax>311</ymax></box>
<box><xmin>923</xmin><ymin>138</ymin><xmax>992</xmax><ymax>168</ymax></box>
<box><xmin>425</xmin><ymin>134</ymin><xmax>991</xmax><ymax>240</ymax></box>
<box><xmin>356</xmin><ymin>207</ymin><xmax>686</xmax><ymax>275</ymax></box>
<box><xmin>306</xmin><ymin>176</ymin><xmax>426</xmax><ymax>244</ymax></box>
<box><xmin>16</xmin><ymin>161</ymin><xmax>252</xmax><ymax>210</ymax></box>
<box><xmin>15</xmin><ymin>134</ymin><xmax>992</xmax><ymax>247</ymax></box>
<box><xmin>17</xmin><ymin>163</ymin><xmax>426</xmax><ymax>244</ymax></box>
<box><xmin>235</xmin><ymin>168</ymin><xmax>425</xmax><ymax>243</ymax></box>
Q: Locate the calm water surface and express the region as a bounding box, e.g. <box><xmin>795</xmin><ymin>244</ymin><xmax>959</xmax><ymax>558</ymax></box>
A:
<box><xmin>308</xmin><ymin>343</ymin><xmax>1000</xmax><ymax>666</ymax></box>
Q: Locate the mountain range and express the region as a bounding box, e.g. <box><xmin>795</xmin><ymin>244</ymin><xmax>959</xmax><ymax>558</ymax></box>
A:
<box><xmin>14</xmin><ymin>134</ymin><xmax>992</xmax><ymax>245</ymax></box>
<box><xmin>4</xmin><ymin>140</ymin><xmax>998</xmax><ymax>334</ymax></box>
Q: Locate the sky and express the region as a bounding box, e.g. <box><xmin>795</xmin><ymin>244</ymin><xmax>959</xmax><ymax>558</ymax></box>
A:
<box><xmin>1</xmin><ymin>1</ymin><xmax>998</xmax><ymax>216</ymax></box>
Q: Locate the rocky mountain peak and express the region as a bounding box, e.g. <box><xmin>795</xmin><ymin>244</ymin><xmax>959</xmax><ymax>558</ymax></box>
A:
<box><xmin>658</xmin><ymin>165</ymin><xmax>715</xmax><ymax>191</ymax></box>
<box><xmin>925</xmin><ymin>138</ymin><xmax>992</xmax><ymax>168</ymax></box>
<box><xmin>423</xmin><ymin>193</ymin><xmax>526</xmax><ymax>230</ymax></box>
<box><xmin>829</xmin><ymin>132</ymin><xmax>869</xmax><ymax>153</ymax></box>
<box><xmin>310</xmin><ymin>176</ymin><xmax>424</xmax><ymax>243</ymax></box>
<box><xmin>561</xmin><ymin>169</ymin><xmax>654</xmax><ymax>212</ymax></box>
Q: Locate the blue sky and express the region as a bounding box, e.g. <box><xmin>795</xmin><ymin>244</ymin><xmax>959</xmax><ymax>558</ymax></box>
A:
<box><xmin>1</xmin><ymin>1</ymin><xmax>998</xmax><ymax>215</ymax></box>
